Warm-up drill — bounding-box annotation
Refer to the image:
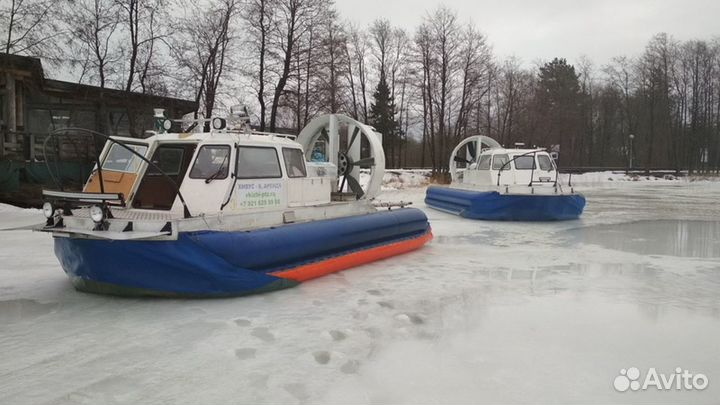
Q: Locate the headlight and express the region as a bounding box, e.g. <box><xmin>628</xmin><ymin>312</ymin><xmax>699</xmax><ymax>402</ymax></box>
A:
<box><xmin>89</xmin><ymin>205</ymin><xmax>105</xmax><ymax>223</ymax></box>
<box><xmin>42</xmin><ymin>202</ymin><xmax>54</xmax><ymax>218</ymax></box>
<box><xmin>212</xmin><ymin>117</ymin><xmax>226</xmax><ymax>130</ymax></box>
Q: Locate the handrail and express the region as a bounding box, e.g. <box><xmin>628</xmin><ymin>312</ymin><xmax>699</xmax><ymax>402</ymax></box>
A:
<box><xmin>43</xmin><ymin>127</ymin><xmax>193</xmax><ymax>218</ymax></box>
<box><xmin>495</xmin><ymin>149</ymin><xmax>545</xmax><ymax>186</ymax></box>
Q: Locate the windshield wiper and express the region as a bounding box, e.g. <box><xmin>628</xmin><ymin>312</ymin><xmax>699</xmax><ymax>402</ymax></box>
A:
<box><xmin>205</xmin><ymin>154</ymin><xmax>229</xmax><ymax>184</ymax></box>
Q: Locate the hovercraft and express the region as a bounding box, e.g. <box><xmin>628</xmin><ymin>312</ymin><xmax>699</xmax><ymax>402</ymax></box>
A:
<box><xmin>425</xmin><ymin>136</ymin><xmax>585</xmax><ymax>221</ymax></box>
<box><xmin>35</xmin><ymin>112</ymin><xmax>432</xmax><ymax>297</ymax></box>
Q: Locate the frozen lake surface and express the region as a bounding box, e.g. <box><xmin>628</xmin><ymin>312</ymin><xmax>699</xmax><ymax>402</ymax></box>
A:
<box><xmin>1</xmin><ymin>181</ymin><xmax>720</xmax><ymax>404</ymax></box>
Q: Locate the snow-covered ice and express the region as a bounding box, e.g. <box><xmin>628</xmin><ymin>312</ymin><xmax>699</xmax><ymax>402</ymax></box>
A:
<box><xmin>1</xmin><ymin>178</ymin><xmax>720</xmax><ymax>404</ymax></box>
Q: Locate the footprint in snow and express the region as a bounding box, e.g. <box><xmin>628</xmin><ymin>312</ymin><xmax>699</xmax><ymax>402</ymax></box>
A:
<box><xmin>366</xmin><ymin>289</ymin><xmax>383</xmax><ymax>296</ymax></box>
<box><xmin>377</xmin><ymin>301</ymin><xmax>394</xmax><ymax>309</ymax></box>
<box><xmin>283</xmin><ymin>383</ymin><xmax>310</xmax><ymax>402</ymax></box>
<box><xmin>251</xmin><ymin>327</ymin><xmax>276</xmax><ymax>342</ymax></box>
<box><xmin>235</xmin><ymin>348</ymin><xmax>257</xmax><ymax>360</ymax></box>
<box><xmin>327</xmin><ymin>330</ymin><xmax>347</xmax><ymax>341</ymax></box>
<box><xmin>234</xmin><ymin>318</ymin><xmax>251</xmax><ymax>327</ymax></box>
<box><xmin>313</xmin><ymin>351</ymin><xmax>331</xmax><ymax>365</ymax></box>
<box><xmin>365</xmin><ymin>327</ymin><xmax>382</xmax><ymax>338</ymax></box>
<box><xmin>395</xmin><ymin>313</ymin><xmax>425</xmax><ymax>324</ymax></box>
<box><xmin>341</xmin><ymin>359</ymin><xmax>360</xmax><ymax>374</ymax></box>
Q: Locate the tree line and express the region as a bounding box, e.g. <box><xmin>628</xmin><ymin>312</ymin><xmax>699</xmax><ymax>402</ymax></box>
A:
<box><xmin>3</xmin><ymin>0</ymin><xmax>720</xmax><ymax>173</ymax></box>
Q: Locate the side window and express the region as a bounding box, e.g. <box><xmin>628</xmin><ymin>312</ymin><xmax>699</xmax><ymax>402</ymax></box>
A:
<box><xmin>282</xmin><ymin>148</ymin><xmax>307</xmax><ymax>178</ymax></box>
<box><xmin>236</xmin><ymin>146</ymin><xmax>282</xmax><ymax>179</ymax></box>
<box><xmin>189</xmin><ymin>145</ymin><xmax>230</xmax><ymax>180</ymax></box>
<box><xmin>491</xmin><ymin>154</ymin><xmax>509</xmax><ymax>170</ymax></box>
<box><xmin>538</xmin><ymin>155</ymin><xmax>555</xmax><ymax>171</ymax></box>
<box><xmin>513</xmin><ymin>156</ymin><xmax>536</xmax><ymax>170</ymax></box>
<box><xmin>476</xmin><ymin>154</ymin><xmax>491</xmax><ymax>170</ymax></box>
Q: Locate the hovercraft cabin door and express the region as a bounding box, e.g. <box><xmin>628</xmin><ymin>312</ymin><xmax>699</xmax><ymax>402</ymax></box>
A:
<box><xmin>132</xmin><ymin>143</ymin><xmax>197</xmax><ymax>211</ymax></box>
<box><xmin>181</xmin><ymin>144</ymin><xmax>234</xmax><ymax>214</ymax></box>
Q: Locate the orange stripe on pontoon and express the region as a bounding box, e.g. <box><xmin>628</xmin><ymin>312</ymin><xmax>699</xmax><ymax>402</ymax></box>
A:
<box><xmin>271</xmin><ymin>230</ymin><xmax>433</xmax><ymax>282</ymax></box>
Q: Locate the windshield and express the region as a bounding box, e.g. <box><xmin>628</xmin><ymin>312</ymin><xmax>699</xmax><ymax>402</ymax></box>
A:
<box><xmin>101</xmin><ymin>143</ymin><xmax>148</xmax><ymax>172</ymax></box>
<box><xmin>477</xmin><ymin>154</ymin><xmax>491</xmax><ymax>170</ymax></box>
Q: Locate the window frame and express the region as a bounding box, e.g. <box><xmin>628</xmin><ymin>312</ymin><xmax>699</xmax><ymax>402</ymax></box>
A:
<box><xmin>537</xmin><ymin>154</ymin><xmax>555</xmax><ymax>171</ymax></box>
<box><xmin>476</xmin><ymin>154</ymin><xmax>492</xmax><ymax>170</ymax></box>
<box><xmin>101</xmin><ymin>142</ymin><xmax>149</xmax><ymax>173</ymax></box>
<box><xmin>235</xmin><ymin>145</ymin><xmax>283</xmax><ymax>179</ymax></box>
<box><xmin>491</xmin><ymin>154</ymin><xmax>510</xmax><ymax>170</ymax></box>
<box><xmin>188</xmin><ymin>144</ymin><xmax>232</xmax><ymax>180</ymax></box>
<box><xmin>513</xmin><ymin>155</ymin><xmax>537</xmax><ymax>170</ymax></box>
<box><xmin>282</xmin><ymin>147</ymin><xmax>308</xmax><ymax>178</ymax></box>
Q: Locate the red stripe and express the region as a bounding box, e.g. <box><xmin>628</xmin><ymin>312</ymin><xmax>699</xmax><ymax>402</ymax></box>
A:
<box><xmin>271</xmin><ymin>230</ymin><xmax>433</xmax><ymax>282</ymax></box>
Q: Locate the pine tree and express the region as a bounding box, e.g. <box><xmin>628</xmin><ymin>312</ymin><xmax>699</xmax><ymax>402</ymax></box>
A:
<box><xmin>536</xmin><ymin>58</ymin><xmax>584</xmax><ymax>166</ymax></box>
<box><xmin>369</xmin><ymin>74</ymin><xmax>399</xmax><ymax>167</ymax></box>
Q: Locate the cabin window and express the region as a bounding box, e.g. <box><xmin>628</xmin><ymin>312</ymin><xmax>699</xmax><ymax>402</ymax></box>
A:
<box><xmin>513</xmin><ymin>155</ymin><xmax>536</xmax><ymax>170</ymax></box>
<box><xmin>491</xmin><ymin>154</ymin><xmax>509</xmax><ymax>170</ymax></box>
<box><xmin>476</xmin><ymin>155</ymin><xmax>491</xmax><ymax>170</ymax></box>
<box><xmin>282</xmin><ymin>148</ymin><xmax>307</xmax><ymax>178</ymax></box>
<box><xmin>538</xmin><ymin>155</ymin><xmax>554</xmax><ymax>171</ymax></box>
<box><xmin>102</xmin><ymin>143</ymin><xmax>147</xmax><ymax>172</ymax></box>
<box><xmin>236</xmin><ymin>146</ymin><xmax>282</xmax><ymax>179</ymax></box>
<box><xmin>189</xmin><ymin>145</ymin><xmax>230</xmax><ymax>180</ymax></box>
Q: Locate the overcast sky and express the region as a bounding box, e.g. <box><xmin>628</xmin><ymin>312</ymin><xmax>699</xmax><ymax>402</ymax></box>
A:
<box><xmin>335</xmin><ymin>0</ymin><xmax>720</xmax><ymax>67</ymax></box>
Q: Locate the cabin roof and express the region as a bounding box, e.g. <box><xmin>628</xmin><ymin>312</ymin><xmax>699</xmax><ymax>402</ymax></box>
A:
<box><xmin>114</xmin><ymin>130</ymin><xmax>302</xmax><ymax>148</ymax></box>
<box><xmin>482</xmin><ymin>148</ymin><xmax>549</xmax><ymax>155</ymax></box>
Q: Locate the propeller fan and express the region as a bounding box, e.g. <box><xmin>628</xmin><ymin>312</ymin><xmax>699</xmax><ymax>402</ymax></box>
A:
<box><xmin>338</xmin><ymin>127</ymin><xmax>375</xmax><ymax>198</ymax></box>
<box><xmin>297</xmin><ymin>114</ymin><xmax>385</xmax><ymax>201</ymax></box>
<box><xmin>448</xmin><ymin>135</ymin><xmax>503</xmax><ymax>183</ymax></box>
<box><xmin>453</xmin><ymin>139</ymin><xmax>478</xmax><ymax>165</ymax></box>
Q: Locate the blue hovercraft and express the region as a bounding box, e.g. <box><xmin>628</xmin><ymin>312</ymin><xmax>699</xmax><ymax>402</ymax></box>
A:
<box><xmin>425</xmin><ymin>136</ymin><xmax>585</xmax><ymax>221</ymax></box>
<box><xmin>34</xmin><ymin>112</ymin><xmax>431</xmax><ymax>297</ymax></box>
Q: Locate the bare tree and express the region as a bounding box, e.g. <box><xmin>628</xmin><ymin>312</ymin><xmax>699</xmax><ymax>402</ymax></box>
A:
<box><xmin>453</xmin><ymin>24</ymin><xmax>491</xmax><ymax>142</ymax></box>
<box><xmin>169</xmin><ymin>0</ymin><xmax>240</xmax><ymax>123</ymax></box>
<box><xmin>243</xmin><ymin>0</ymin><xmax>276</xmax><ymax>130</ymax></box>
<box><xmin>320</xmin><ymin>13</ymin><xmax>347</xmax><ymax>114</ymax></box>
<box><xmin>1</xmin><ymin>0</ymin><xmax>68</xmax><ymax>62</ymax></box>
<box><xmin>114</xmin><ymin>0</ymin><xmax>167</xmax><ymax>92</ymax></box>
<box><xmin>346</xmin><ymin>24</ymin><xmax>370</xmax><ymax>121</ymax></box>
<box><xmin>428</xmin><ymin>6</ymin><xmax>461</xmax><ymax>172</ymax></box>
<box><xmin>70</xmin><ymin>0</ymin><xmax>121</xmax><ymax>88</ymax></box>
<box><xmin>267</xmin><ymin>0</ymin><xmax>327</xmax><ymax>131</ymax></box>
<box><xmin>369</xmin><ymin>18</ymin><xmax>392</xmax><ymax>80</ymax></box>
<box><xmin>414</xmin><ymin>22</ymin><xmax>436</xmax><ymax>171</ymax></box>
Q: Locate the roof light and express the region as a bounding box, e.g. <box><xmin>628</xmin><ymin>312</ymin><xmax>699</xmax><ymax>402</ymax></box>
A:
<box><xmin>212</xmin><ymin>117</ymin><xmax>227</xmax><ymax>130</ymax></box>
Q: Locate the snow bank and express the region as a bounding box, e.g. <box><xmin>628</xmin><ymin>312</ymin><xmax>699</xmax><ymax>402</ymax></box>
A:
<box><xmin>562</xmin><ymin>171</ymin><xmax>687</xmax><ymax>184</ymax></box>
<box><xmin>358</xmin><ymin>169</ymin><xmax>432</xmax><ymax>191</ymax></box>
<box><xmin>0</xmin><ymin>203</ymin><xmax>28</xmax><ymax>213</ymax></box>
